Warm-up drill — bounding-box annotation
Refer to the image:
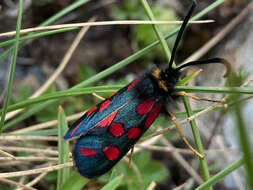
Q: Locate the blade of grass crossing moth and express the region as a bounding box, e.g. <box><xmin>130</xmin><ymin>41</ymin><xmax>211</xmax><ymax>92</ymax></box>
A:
<box><xmin>3</xmin><ymin>100</ymin><xmax>55</xmax><ymax>131</ymax></box>
<box><xmin>57</xmin><ymin>106</ymin><xmax>70</xmax><ymax>190</ymax></box>
<box><xmin>0</xmin><ymin>86</ymin><xmax>122</xmax><ymax>114</ymax></box>
<box><xmin>60</xmin><ymin>169</ymin><xmax>88</xmax><ymax>190</ymax></box>
<box><xmin>232</xmin><ymin>93</ymin><xmax>253</xmax><ymax>189</ymax></box>
<box><xmin>183</xmin><ymin>97</ymin><xmax>212</xmax><ymax>190</ymax></box>
<box><xmin>0</xmin><ymin>0</ymin><xmax>23</xmax><ymax>133</ymax></box>
<box><xmin>176</xmin><ymin>69</ymin><xmax>202</xmax><ymax>86</ymax></box>
<box><xmin>101</xmin><ymin>175</ymin><xmax>124</xmax><ymax>190</ymax></box>
<box><xmin>1</xmin><ymin>85</ymin><xmax>253</xmax><ymax>117</ymax></box>
<box><xmin>196</xmin><ymin>157</ymin><xmax>245</xmax><ymax>190</ymax></box>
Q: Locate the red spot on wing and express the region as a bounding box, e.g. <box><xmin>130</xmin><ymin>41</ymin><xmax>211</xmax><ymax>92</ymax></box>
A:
<box><xmin>103</xmin><ymin>146</ymin><xmax>119</xmax><ymax>160</ymax></box>
<box><xmin>136</xmin><ymin>101</ymin><xmax>155</xmax><ymax>115</ymax></box>
<box><xmin>127</xmin><ymin>78</ymin><xmax>141</xmax><ymax>90</ymax></box>
<box><xmin>71</xmin><ymin>122</ymin><xmax>82</xmax><ymax>136</ymax></box>
<box><xmin>78</xmin><ymin>147</ymin><xmax>98</xmax><ymax>157</ymax></box>
<box><xmin>99</xmin><ymin>100</ymin><xmax>111</xmax><ymax>112</ymax></box>
<box><xmin>97</xmin><ymin>110</ymin><xmax>118</xmax><ymax>127</ymax></box>
<box><xmin>145</xmin><ymin>104</ymin><xmax>162</xmax><ymax>128</ymax></box>
<box><xmin>109</xmin><ymin>123</ymin><xmax>124</xmax><ymax>137</ymax></box>
<box><xmin>127</xmin><ymin>128</ymin><xmax>141</xmax><ymax>139</ymax></box>
<box><xmin>87</xmin><ymin>106</ymin><xmax>97</xmax><ymax>116</ymax></box>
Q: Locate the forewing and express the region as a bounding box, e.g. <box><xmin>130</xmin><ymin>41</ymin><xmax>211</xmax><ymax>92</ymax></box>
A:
<box><xmin>64</xmin><ymin>78</ymin><xmax>143</xmax><ymax>140</ymax></box>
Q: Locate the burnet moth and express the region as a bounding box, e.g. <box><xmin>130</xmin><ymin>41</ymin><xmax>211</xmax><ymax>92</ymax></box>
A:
<box><xmin>64</xmin><ymin>0</ymin><xmax>230</xmax><ymax>178</ymax></box>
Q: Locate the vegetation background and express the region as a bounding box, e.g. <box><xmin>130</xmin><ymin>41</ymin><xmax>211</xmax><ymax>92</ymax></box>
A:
<box><xmin>0</xmin><ymin>0</ymin><xmax>252</xmax><ymax>190</ymax></box>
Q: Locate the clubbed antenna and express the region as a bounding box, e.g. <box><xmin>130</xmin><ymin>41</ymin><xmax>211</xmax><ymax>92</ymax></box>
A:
<box><xmin>166</xmin><ymin>0</ymin><xmax>197</xmax><ymax>71</ymax></box>
<box><xmin>175</xmin><ymin>58</ymin><xmax>231</xmax><ymax>77</ymax></box>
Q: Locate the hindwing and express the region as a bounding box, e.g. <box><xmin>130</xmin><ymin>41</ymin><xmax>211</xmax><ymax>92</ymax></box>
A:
<box><xmin>73</xmin><ymin>98</ymin><xmax>162</xmax><ymax>178</ymax></box>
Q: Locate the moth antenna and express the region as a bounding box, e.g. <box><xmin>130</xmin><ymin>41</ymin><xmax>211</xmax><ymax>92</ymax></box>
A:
<box><xmin>175</xmin><ymin>58</ymin><xmax>231</xmax><ymax>77</ymax></box>
<box><xmin>166</xmin><ymin>0</ymin><xmax>196</xmax><ymax>71</ymax></box>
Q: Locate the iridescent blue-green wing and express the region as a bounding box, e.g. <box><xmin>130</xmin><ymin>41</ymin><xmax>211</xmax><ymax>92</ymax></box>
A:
<box><xmin>64</xmin><ymin>78</ymin><xmax>142</xmax><ymax>140</ymax></box>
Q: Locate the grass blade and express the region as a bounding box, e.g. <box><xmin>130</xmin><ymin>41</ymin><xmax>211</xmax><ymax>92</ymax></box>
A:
<box><xmin>0</xmin><ymin>86</ymin><xmax>121</xmax><ymax>114</ymax></box>
<box><xmin>101</xmin><ymin>175</ymin><xmax>124</xmax><ymax>190</ymax></box>
<box><xmin>183</xmin><ymin>97</ymin><xmax>212</xmax><ymax>190</ymax></box>
<box><xmin>0</xmin><ymin>27</ymin><xmax>76</xmax><ymax>48</ymax></box>
<box><xmin>3</xmin><ymin>100</ymin><xmax>55</xmax><ymax>131</ymax></box>
<box><xmin>196</xmin><ymin>157</ymin><xmax>245</xmax><ymax>190</ymax></box>
<box><xmin>0</xmin><ymin>0</ymin><xmax>23</xmax><ymax>133</ymax></box>
<box><xmin>57</xmin><ymin>106</ymin><xmax>70</xmax><ymax>189</ymax></box>
<box><xmin>232</xmin><ymin>94</ymin><xmax>253</xmax><ymax>189</ymax></box>
<box><xmin>139</xmin><ymin>0</ymin><xmax>172</xmax><ymax>63</ymax></box>
<box><xmin>60</xmin><ymin>170</ymin><xmax>88</xmax><ymax>190</ymax></box>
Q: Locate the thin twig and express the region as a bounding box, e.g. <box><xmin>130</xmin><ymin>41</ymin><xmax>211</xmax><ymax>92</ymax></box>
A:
<box><xmin>0</xmin><ymin>177</ymin><xmax>36</xmax><ymax>190</ymax></box>
<box><xmin>136</xmin><ymin>144</ymin><xmax>237</xmax><ymax>154</ymax></box>
<box><xmin>146</xmin><ymin>181</ymin><xmax>156</xmax><ymax>190</ymax></box>
<box><xmin>160</xmin><ymin>137</ymin><xmax>203</xmax><ymax>185</ymax></box>
<box><xmin>16</xmin><ymin>172</ymin><xmax>48</xmax><ymax>190</ymax></box>
<box><xmin>10</xmin><ymin>112</ymin><xmax>84</xmax><ymax>134</ymax></box>
<box><xmin>0</xmin><ymin>162</ymin><xmax>73</xmax><ymax>178</ymax></box>
<box><xmin>0</xmin><ymin>20</ymin><xmax>214</xmax><ymax>38</ymax></box>
<box><xmin>215</xmin><ymin>136</ymin><xmax>244</xmax><ymax>190</ymax></box>
<box><xmin>172</xmin><ymin>182</ymin><xmax>188</xmax><ymax>190</ymax></box>
<box><xmin>0</xmin><ymin>135</ymin><xmax>58</xmax><ymax>141</ymax></box>
<box><xmin>0</xmin><ymin>156</ymin><xmax>58</xmax><ymax>162</ymax></box>
<box><xmin>0</xmin><ymin>146</ymin><xmax>60</xmax><ymax>156</ymax></box>
<box><xmin>92</xmin><ymin>93</ymin><xmax>105</xmax><ymax>100</ymax></box>
<box><xmin>0</xmin><ymin>148</ymin><xmax>16</xmax><ymax>159</ymax></box>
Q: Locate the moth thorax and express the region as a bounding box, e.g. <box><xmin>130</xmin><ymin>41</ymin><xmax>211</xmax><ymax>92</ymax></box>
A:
<box><xmin>151</xmin><ymin>68</ymin><xmax>169</xmax><ymax>92</ymax></box>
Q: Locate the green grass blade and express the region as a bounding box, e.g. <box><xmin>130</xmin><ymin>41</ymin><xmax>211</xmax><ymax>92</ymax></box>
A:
<box><xmin>9</xmin><ymin>128</ymin><xmax>57</xmax><ymax>136</ymax></box>
<box><xmin>0</xmin><ymin>27</ymin><xmax>76</xmax><ymax>48</ymax></box>
<box><xmin>0</xmin><ymin>0</ymin><xmax>23</xmax><ymax>133</ymax></box>
<box><xmin>196</xmin><ymin>157</ymin><xmax>245</xmax><ymax>190</ymax></box>
<box><xmin>0</xmin><ymin>86</ymin><xmax>121</xmax><ymax>114</ymax></box>
<box><xmin>4</xmin><ymin>83</ymin><xmax>249</xmax><ymax>130</ymax></box>
<box><xmin>183</xmin><ymin>97</ymin><xmax>211</xmax><ymax>190</ymax></box>
<box><xmin>139</xmin><ymin>0</ymin><xmax>171</xmax><ymax>63</ymax></box>
<box><xmin>101</xmin><ymin>175</ymin><xmax>124</xmax><ymax>190</ymax></box>
<box><xmin>3</xmin><ymin>100</ymin><xmax>55</xmax><ymax>131</ymax></box>
<box><xmin>60</xmin><ymin>170</ymin><xmax>88</xmax><ymax>190</ymax></box>
<box><xmin>176</xmin><ymin>86</ymin><xmax>253</xmax><ymax>94</ymax></box>
<box><xmin>191</xmin><ymin>0</ymin><xmax>224</xmax><ymax>22</ymax></box>
<box><xmin>40</xmin><ymin>0</ymin><xmax>90</xmax><ymax>26</ymax></box>
<box><xmin>0</xmin><ymin>48</ymin><xmax>13</xmax><ymax>65</ymax></box>
<box><xmin>232</xmin><ymin>93</ymin><xmax>253</xmax><ymax>189</ymax></box>
<box><xmin>57</xmin><ymin>106</ymin><xmax>70</xmax><ymax>190</ymax></box>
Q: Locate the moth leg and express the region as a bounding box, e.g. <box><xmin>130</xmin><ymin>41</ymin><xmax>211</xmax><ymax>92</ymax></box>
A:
<box><xmin>92</xmin><ymin>93</ymin><xmax>105</xmax><ymax>100</ymax></box>
<box><xmin>174</xmin><ymin>91</ymin><xmax>225</xmax><ymax>103</ymax></box>
<box><xmin>128</xmin><ymin>146</ymin><xmax>134</xmax><ymax>168</ymax></box>
<box><xmin>167</xmin><ymin>111</ymin><xmax>204</xmax><ymax>158</ymax></box>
